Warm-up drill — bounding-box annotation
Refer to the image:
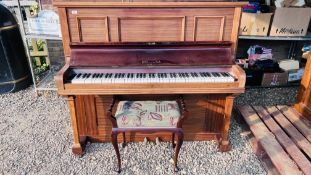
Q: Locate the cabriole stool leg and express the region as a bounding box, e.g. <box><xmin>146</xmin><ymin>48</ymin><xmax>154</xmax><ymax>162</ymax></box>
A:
<box><xmin>173</xmin><ymin>131</ymin><xmax>184</xmax><ymax>172</ymax></box>
<box><xmin>172</xmin><ymin>133</ymin><xmax>176</xmax><ymax>148</ymax></box>
<box><xmin>111</xmin><ymin>131</ymin><xmax>121</xmax><ymax>173</ymax></box>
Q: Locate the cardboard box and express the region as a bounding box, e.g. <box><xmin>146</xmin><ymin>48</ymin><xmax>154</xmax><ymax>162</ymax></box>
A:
<box><xmin>288</xmin><ymin>68</ymin><xmax>304</xmax><ymax>82</ymax></box>
<box><xmin>270</xmin><ymin>8</ymin><xmax>311</xmax><ymax>36</ymax></box>
<box><xmin>278</xmin><ymin>59</ymin><xmax>300</xmax><ymax>71</ymax></box>
<box><xmin>261</xmin><ymin>72</ymin><xmax>288</xmax><ymax>86</ymax></box>
<box><xmin>240</xmin><ymin>13</ymin><xmax>273</xmax><ymax>36</ymax></box>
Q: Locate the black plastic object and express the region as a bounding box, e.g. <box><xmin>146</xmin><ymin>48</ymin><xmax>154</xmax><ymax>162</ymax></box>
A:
<box><xmin>0</xmin><ymin>4</ymin><xmax>31</xmax><ymax>93</ymax></box>
<box><xmin>244</xmin><ymin>68</ymin><xmax>263</xmax><ymax>86</ymax></box>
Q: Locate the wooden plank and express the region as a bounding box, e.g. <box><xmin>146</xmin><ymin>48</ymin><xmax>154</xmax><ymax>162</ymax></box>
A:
<box><xmin>240</xmin><ymin>130</ymin><xmax>280</xmax><ymax>175</ymax></box>
<box><xmin>266</xmin><ymin>106</ymin><xmax>311</xmax><ymax>159</ymax></box>
<box><xmin>237</xmin><ymin>105</ymin><xmax>302</xmax><ymax>175</ymax></box>
<box><xmin>277</xmin><ymin>105</ymin><xmax>311</xmax><ymax>143</ymax></box>
<box><xmin>253</xmin><ymin>106</ymin><xmax>311</xmax><ymax>175</ymax></box>
<box><xmin>236</xmin><ymin>112</ymin><xmax>280</xmax><ymax>175</ymax></box>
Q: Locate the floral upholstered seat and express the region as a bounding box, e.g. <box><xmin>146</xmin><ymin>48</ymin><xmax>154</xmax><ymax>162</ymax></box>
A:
<box><xmin>115</xmin><ymin>101</ymin><xmax>181</xmax><ymax>128</ymax></box>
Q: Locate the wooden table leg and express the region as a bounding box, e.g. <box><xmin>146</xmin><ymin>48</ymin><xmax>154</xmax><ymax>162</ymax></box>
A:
<box><xmin>219</xmin><ymin>95</ymin><xmax>235</xmax><ymax>152</ymax></box>
<box><xmin>68</xmin><ymin>96</ymin><xmax>86</xmax><ymax>155</ymax></box>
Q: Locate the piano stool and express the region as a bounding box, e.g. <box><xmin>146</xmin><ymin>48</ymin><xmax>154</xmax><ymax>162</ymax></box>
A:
<box><xmin>106</xmin><ymin>96</ymin><xmax>188</xmax><ymax>173</ymax></box>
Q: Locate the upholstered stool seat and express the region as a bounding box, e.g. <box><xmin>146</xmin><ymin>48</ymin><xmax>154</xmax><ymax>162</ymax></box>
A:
<box><xmin>115</xmin><ymin>101</ymin><xmax>181</xmax><ymax>128</ymax></box>
<box><xmin>107</xmin><ymin>97</ymin><xmax>188</xmax><ymax>173</ymax></box>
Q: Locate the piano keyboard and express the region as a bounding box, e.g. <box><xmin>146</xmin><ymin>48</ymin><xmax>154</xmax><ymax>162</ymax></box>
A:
<box><xmin>69</xmin><ymin>72</ymin><xmax>235</xmax><ymax>84</ymax></box>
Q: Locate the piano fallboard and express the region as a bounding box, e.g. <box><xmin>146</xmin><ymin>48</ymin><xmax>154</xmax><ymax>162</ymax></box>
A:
<box><xmin>69</xmin><ymin>42</ymin><xmax>233</xmax><ymax>67</ymax></box>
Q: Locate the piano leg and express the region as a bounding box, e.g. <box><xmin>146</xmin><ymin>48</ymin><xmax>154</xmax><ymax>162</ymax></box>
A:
<box><xmin>68</xmin><ymin>96</ymin><xmax>86</xmax><ymax>155</ymax></box>
<box><xmin>219</xmin><ymin>95</ymin><xmax>235</xmax><ymax>152</ymax></box>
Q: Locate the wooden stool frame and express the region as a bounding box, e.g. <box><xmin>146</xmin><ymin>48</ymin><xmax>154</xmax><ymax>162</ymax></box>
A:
<box><xmin>107</xmin><ymin>96</ymin><xmax>188</xmax><ymax>173</ymax></box>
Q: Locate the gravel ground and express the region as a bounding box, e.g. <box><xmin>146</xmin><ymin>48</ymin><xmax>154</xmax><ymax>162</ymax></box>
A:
<box><xmin>0</xmin><ymin>86</ymin><xmax>298</xmax><ymax>175</ymax></box>
<box><xmin>235</xmin><ymin>86</ymin><xmax>299</xmax><ymax>106</ymax></box>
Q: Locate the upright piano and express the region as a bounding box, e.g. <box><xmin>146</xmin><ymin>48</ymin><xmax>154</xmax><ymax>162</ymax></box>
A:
<box><xmin>54</xmin><ymin>0</ymin><xmax>247</xmax><ymax>155</ymax></box>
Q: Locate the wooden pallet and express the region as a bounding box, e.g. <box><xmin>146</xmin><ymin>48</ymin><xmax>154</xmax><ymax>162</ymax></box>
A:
<box><xmin>236</xmin><ymin>105</ymin><xmax>311</xmax><ymax>175</ymax></box>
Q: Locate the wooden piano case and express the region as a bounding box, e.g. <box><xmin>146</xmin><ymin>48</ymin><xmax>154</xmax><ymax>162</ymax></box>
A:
<box><xmin>54</xmin><ymin>0</ymin><xmax>247</xmax><ymax>154</ymax></box>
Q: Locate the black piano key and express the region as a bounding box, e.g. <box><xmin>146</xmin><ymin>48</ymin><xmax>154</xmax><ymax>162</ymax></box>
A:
<box><xmin>211</xmin><ymin>72</ymin><xmax>218</xmax><ymax>77</ymax></box>
<box><xmin>76</xmin><ymin>73</ymin><xmax>82</xmax><ymax>78</ymax></box>
<box><xmin>99</xmin><ymin>73</ymin><xmax>103</xmax><ymax>78</ymax></box>
<box><xmin>82</xmin><ymin>73</ymin><xmax>87</xmax><ymax>78</ymax></box>
<box><xmin>92</xmin><ymin>73</ymin><xmax>96</xmax><ymax>78</ymax></box>
<box><xmin>205</xmin><ymin>72</ymin><xmax>211</xmax><ymax>77</ymax></box>
<box><xmin>223</xmin><ymin>72</ymin><xmax>230</xmax><ymax>77</ymax></box>
<box><xmin>86</xmin><ymin>73</ymin><xmax>91</xmax><ymax>78</ymax></box>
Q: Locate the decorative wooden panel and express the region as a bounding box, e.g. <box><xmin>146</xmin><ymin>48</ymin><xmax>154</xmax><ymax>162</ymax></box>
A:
<box><xmin>75</xmin><ymin>95</ymin><xmax>99</xmax><ymax>136</ymax></box>
<box><xmin>76</xmin><ymin>16</ymin><xmax>109</xmax><ymax>42</ymax></box>
<box><xmin>63</xmin><ymin>6</ymin><xmax>240</xmax><ymax>56</ymax></box>
<box><xmin>193</xmin><ymin>16</ymin><xmax>225</xmax><ymax>41</ymax></box>
<box><xmin>117</xmin><ymin>16</ymin><xmax>185</xmax><ymax>42</ymax></box>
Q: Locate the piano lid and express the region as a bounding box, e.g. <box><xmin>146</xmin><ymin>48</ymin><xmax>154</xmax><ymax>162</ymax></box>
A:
<box><xmin>69</xmin><ymin>41</ymin><xmax>233</xmax><ymax>67</ymax></box>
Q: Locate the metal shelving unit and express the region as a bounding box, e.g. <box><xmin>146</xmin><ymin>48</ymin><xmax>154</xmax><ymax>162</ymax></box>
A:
<box><xmin>239</xmin><ymin>33</ymin><xmax>311</xmax><ymax>88</ymax></box>
<box><xmin>239</xmin><ymin>33</ymin><xmax>311</xmax><ymax>41</ymax></box>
